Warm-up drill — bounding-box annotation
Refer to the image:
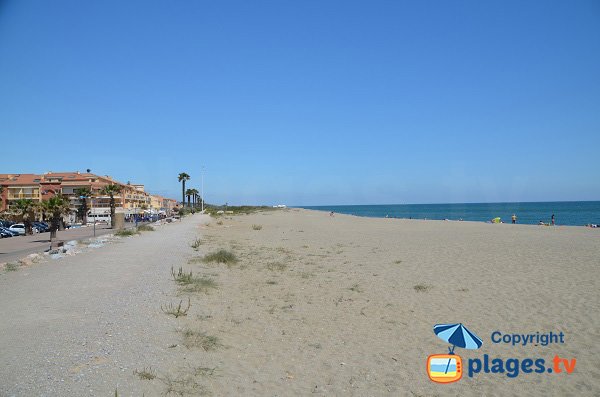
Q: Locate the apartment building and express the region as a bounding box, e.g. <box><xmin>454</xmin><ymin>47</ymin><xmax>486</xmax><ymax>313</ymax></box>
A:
<box><xmin>0</xmin><ymin>172</ymin><xmax>175</xmax><ymax>218</ymax></box>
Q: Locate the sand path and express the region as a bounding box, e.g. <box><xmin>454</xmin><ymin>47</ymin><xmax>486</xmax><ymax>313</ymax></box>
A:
<box><xmin>0</xmin><ymin>215</ymin><xmax>208</xmax><ymax>396</ymax></box>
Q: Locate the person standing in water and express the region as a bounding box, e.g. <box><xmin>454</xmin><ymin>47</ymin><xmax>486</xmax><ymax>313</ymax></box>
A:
<box><xmin>512</xmin><ymin>214</ymin><xmax>517</xmax><ymax>224</ymax></box>
<box><xmin>551</xmin><ymin>214</ymin><xmax>555</xmax><ymax>226</ymax></box>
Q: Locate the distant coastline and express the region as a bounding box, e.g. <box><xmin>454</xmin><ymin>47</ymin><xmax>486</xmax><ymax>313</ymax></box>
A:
<box><xmin>299</xmin><ymin>201</ymin><xmax>600</xmax><ymax>226</ymax></box>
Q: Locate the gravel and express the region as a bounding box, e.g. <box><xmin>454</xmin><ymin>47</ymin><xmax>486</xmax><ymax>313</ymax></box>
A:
<box><xmin>0</xmin><ymin>215</ymin><xmax>206</xmax><ymax>396</ymax></box>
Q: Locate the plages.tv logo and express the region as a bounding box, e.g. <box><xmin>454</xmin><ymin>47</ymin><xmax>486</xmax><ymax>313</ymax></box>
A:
<box><xmin>426</xmin><ymin>323</ymin><xmax>483</xmax><ymax>383</ymax></box>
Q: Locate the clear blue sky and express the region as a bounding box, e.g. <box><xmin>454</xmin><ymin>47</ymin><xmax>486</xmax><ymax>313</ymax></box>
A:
<box><xmin>1</xmin><ymin>1</ymin><xmax>599</xmax><ymax>205</ymax></box>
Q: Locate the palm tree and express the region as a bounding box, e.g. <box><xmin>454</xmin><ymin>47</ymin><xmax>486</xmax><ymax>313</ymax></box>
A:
<box><xmin>190</xmin><ymin>189</ymin><xmax>199</xmax><ymax>208</ymax></box>
<box><xmin>178</xmin><ymin>172</ymin><xmax>190</xmax><ymax>207</ymax></box>
<box><xmin>101</xmin><ymin>184</ymin><xmax>122</xmax><ymax>229</ymax></box>
<box><xmin>185</xmin><ymin>188</ymin><xmax>194</xmax><ymax>208</ymax></box>
<box><xmin>42</xmin><ymin>195</ymin><xmax>71</xmax><ymax>239</ymax></box>
<box><xmin>12</xmin><ymin>199</ymin><xmax>36</xmax><ymax>235</ymax></box>
<box><xmin>74</xmin><ymin>187</ymin><xmax>92</xmax><ymax>225</ymax></box>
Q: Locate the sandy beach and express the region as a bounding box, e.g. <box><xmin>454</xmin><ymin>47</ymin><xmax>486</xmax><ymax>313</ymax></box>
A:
<box><xmin>1</xmin><ymin>209</ymin><xmax>598</xmax><ymax>396</ymax></box>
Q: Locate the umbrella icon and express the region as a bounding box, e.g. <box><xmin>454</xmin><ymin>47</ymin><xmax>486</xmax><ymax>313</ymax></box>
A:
<box><xmin>434</xmin><ymin>323</ymin><xmax>482</xmax><ymax>353</ymax></box>
<box><xmin>433</xmin><ymin>323</ymin><xmax>482</xmax><ymax>374</ymax></box>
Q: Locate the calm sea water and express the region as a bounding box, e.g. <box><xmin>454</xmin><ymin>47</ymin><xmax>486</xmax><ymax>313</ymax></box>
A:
<box><xmin>301</xmin><ymin>202</ymin><xmax>600</xmax><ymax>226</ymax></box>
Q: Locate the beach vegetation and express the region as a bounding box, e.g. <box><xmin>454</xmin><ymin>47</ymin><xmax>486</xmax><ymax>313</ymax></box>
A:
<box><xmin>182</xmin><ymin>329</ymin><xmax>221</xmax><ymax>350</ymax></box>
<box><xmin>190</xmin><ymin>237</ymin><xmax>202</xmax><ymax>249</ymax></box>
<box><xmin>413</xmin><ymin>284</ymin><xmax>432</xmax><ymax>292</ymax></box>
<box><xmin>394</xmin><ymin>260</ymin><xmax>402</xmax><ymax>264</ymax></box>
<box><xmin>171</xmin><ymin>266</ymin><xmax>217</xmax><ymax>293</ymax></box>
<box><xmin>115</xmin><ymin>229</ymin><xmax>138</xmax><ymax>237</ymax></box>
<box><xmin>5</xmin><ymin>262</ymin><xmax>19</xmax><ymax>272</ymax></box>
<box><xmin>349</xmin><ymin>283</ymin><xmax>363</xmax><ymax>293</ymax></box>
<box><xmin>137</xmin><ymin>224</ymin><xmax>154</xmax><ymax>232</ymax></box>
<box><xmin>252</xmin><ymin>224</ymin><xmax>262</xmax><ymax>230</ymax></box>
<box><xmin>134</xmin><ymin>367</ymin><xmax>157</xmax><ymax>380</ymax></box>
<box><xmin>161</xmin><ymin>298</ymin><xmax>191</xmax><ymax>318</ymax></box>
<box><xmin>202</xmin><ymin>249</ymin><xmax>237</xmax><ymax>264</ymax></box>
<box><xmin>160</xmin><ymin>373</ymin><xmax>206</xmax><ymax>396</ymax></box>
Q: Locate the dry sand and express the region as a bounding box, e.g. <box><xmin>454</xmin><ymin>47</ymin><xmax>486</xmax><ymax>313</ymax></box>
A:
<box><xmin>1</xmin><ymin>209</ymin><xmax>598</xmax><ymax>396</ymax></box>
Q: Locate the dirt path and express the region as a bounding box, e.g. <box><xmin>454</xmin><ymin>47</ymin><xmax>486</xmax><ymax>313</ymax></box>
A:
<box><xmin>0</xmin><ymin>215</ymin><xmax>208</xmax><ymax>396</ymax></box>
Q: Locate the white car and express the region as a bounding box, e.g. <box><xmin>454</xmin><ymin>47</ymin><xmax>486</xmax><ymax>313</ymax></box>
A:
<box><xmin>8</xmin><ymin>224</ymin><xmax>26</xmax><ymax>235</ymax></box>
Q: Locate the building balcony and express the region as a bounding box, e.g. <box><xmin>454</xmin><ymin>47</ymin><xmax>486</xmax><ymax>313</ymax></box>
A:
<box><xmin>7</xmin><ymin>193</ymin><xmax>40</xmax><ymax>200</ymax></box>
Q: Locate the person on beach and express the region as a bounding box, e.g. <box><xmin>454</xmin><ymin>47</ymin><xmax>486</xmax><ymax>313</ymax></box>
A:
<box><xmin>551</xmin><ymin>214</ymin><xmax>555</xmax><ymax>226</ymax></box>
<box><xmin>512</xmin><ymin>214</ymin><xmax>517</xmax><ymax>224</ymax></box>
<box><xmin>330</xmin><ymin>211</ymin><xmax>334</xmax><ymax>217</ymax></box>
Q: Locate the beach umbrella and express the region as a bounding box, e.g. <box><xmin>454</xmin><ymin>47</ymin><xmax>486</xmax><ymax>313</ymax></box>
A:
<box><xmin>433</xmin><ymin>323</ymin><xmax>482</xmax><ymax>352</ymax></box>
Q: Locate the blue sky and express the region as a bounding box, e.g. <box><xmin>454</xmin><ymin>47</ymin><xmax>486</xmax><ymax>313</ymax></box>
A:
<box><xmin>1</xmin><ymin>1</ymin><xmax>599</xmax><ymax>205</ymax></box>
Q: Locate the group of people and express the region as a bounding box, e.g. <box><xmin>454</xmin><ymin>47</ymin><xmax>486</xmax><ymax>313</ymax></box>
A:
<box><xmin>496</xmin><ymin>214</ymin><xmax>556</xmax><ymax>225</ymax></box>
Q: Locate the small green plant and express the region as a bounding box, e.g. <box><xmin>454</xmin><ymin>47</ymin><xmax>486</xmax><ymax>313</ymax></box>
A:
<box><xmin>394</xmin><ymin>260</ymin><xmax>402</xmax><ymax>264</ymax></box>
<box><xmin>182</xmin><ymin>329</ymin><xmax>221</xmax><ymax>350</ymax></box>
<box><xmin>202</xmin><ymin>249</ymin><xmax>238</xmax><ymax>264</ymax></box>
<box><xmin>115</xmin><ymin>229</ymin><xmax>138</xmax><ymax>237</ymax></box>
<box><xmin>170</xmin><ymin>266</ymin><xmax>216</xmax><ymax>293</ymax></box>
<box><xmin>161</xmin><ymin>298</ymin><xmax>191</xmax><ymax>318</ymax></box>
<box><xmin>5</xmin><ymin>262</ymin><xmax>19</xmax><ymax>272</ymax></box>
<box><xmin>187</xmin><ymin>257</ymin><xmax>203</xmax><ymax>264</ymax></box>
<box><xmin>190</xmin><ymin>238</ymin><xmax>202</xmax><ymax>249</ymax></box>
<box><xmin>349</xmin><ymin>283</ymin><xmax>363</xmax><ymax>293</ymax></box>
<box><xmin>134</xmin><ymin>367</ymin><xmax>157</xmax><ymax>380</ymax></box>
<box><xmin>413</xmin><ymin>284</ymin><xmax>432</xmax><ymax>292</ymax></box>
<box><xmin>171</xmin><ymin>266</ymin><xmax>194</xmax><ymax>284</ymax></box>
<box><xmin>137</xmin><ymin>225</ymin><xmax>154</xmax><ymax>232</ymax></box>
<box><xmin>252</xmin><ymin>224</ymin><xmax>262</xmax><ymax>230</ymax></box>
<box><xmin>266</xmin><ymin>280</ymin><xmax>277</xmax><ymax>285</ymax></box>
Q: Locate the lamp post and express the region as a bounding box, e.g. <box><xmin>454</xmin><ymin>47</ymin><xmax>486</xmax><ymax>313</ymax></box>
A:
<box><xmin>201</xmin><ymin>166</ymin><xmax>205</xmax><ymax>213</ymax></box>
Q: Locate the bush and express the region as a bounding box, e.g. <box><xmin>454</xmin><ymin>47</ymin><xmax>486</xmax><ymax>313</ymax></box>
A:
<box><xmin>202</xmin><ymin>249</ymin><xmax>237</xmax><ymax>264</ymax></box>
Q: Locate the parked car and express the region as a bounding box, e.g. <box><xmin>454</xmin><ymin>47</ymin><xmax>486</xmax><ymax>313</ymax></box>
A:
<box><xmin>0</xmin><ymin>227</ymin><xmax>16</xmax><ymax>238</ymax></box>
<box><xmin>8</xmin><ymin>224</ymin><xmax>26</xmax><ymax>235</ymax></box>
<box><xmin>0</xmin><ymin>227</ymin><xmax>19</xmax><ymax>237</ymax></box>
<box><xmin>33</xmin><ymin>222</ymin><xmax>50</xmax><ymax>232</ymax></box>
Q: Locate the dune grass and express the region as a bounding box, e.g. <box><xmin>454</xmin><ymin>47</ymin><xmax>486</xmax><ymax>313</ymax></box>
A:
<box><xmin>115</xmin><ymin>229</ymin><xmax>139</xmax><ymax>237</ymax></box>
<box><xmin>171</xmin><ymin>266</ymin><xmax>217</xmax><ymax>293</ymax></box>
<box><xmin>202</xmin><ymin>249</ymin><xmax>238</xmax><ymax>265</ymax></box>
<box><xmin>182</xmin><ymin>329</ymin><xmax>221</xmax><ymax>351</ymax></box>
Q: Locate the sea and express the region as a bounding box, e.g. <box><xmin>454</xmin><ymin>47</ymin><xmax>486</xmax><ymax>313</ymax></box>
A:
<box><xmin>300</xmin><ymin>201</ymin><xmax>600</xmax><ymax>226</ymax></box>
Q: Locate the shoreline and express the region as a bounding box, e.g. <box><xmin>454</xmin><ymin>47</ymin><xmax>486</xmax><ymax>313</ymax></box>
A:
<box><xmin>296</xmin><ymin>205</ymin><xmax>600</xmax><ymax>227</ymax></box>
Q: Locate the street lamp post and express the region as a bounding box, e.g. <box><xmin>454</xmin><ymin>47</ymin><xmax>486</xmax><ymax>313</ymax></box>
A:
<box><xmin>201</xmin><ymin>166</ymin><xmax>205</xmax><ymax>213</ymax></box>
